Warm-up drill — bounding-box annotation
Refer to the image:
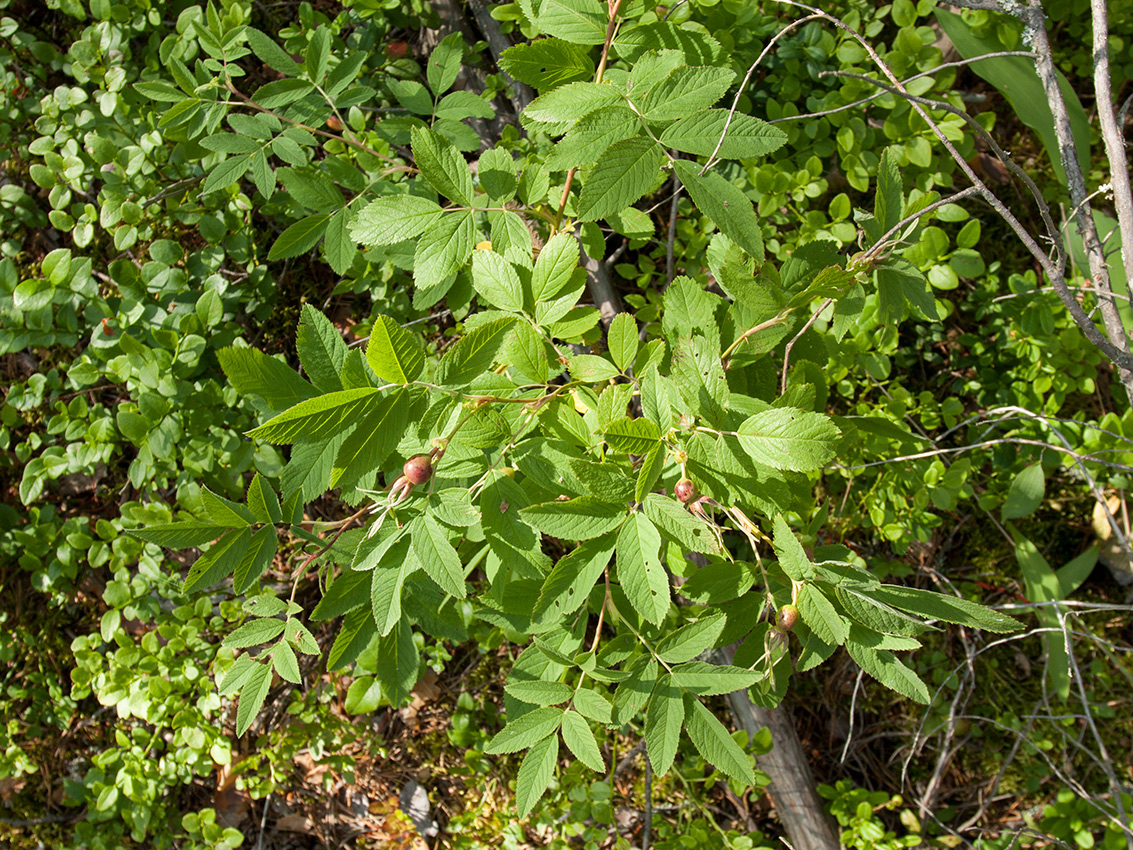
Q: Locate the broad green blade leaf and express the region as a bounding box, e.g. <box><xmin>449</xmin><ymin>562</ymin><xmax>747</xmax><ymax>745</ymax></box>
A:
<box><xmin>478</xmin><ymin>147</ymin><xmax>518</xmax><ymax>202</ymax></box>
<box><xmin>607</xmin><ymin>313</ymin><xmax>638</xmax><ymax>371</ymax></box>
<box><xmin>568</xmin><ymin>353</ymin><xmax>620</xmax><ymax>382</ymax></box>
<box><xmin>637</xmin><ymin>66</ymin><xmax>735</xmax><ymax>122</ymax></box>
<box><xmin>311</xmin><ymin>569</ymin><xmax>369</xmax><ymax>621</ymax></box>
<box><xmin>427</xmin><ymin>32</ymin><xmax>463</xmax><ymax>95</ymax></box>
<box><xmin>845</xmin><ymin>639</ymin><xmax>931</xmax><ymax>704</ymax></box>
<box><xmin>735</xmin><ymin>408</ymin><xmax>840</xmax><ymax>472</ymax></box>
<box><xmin>655</xmin><ymin>612</ymin><xmax>726</xmax><ymax>663</ymax></box>
<box><xmin>499</xmin><ymin>38</ymin><xmax>595</xmax><ymax>91</ymax></box>
<box><xmin>331</xmin><ymin>390</ymin><xmax>409</xmax><ymax>490</ymax></box>
<box><xmin>246</xmin><ymin>473</ymin><xmax>283</xmax><ymax>525</ymax></box>
<box><xmin>680</xmin><ymin>559</ymin><xmax>758</xmax><ymax>605</ymax></box>
<box><xmin>184</xmin><ymin>527</ymin><xmax>252</xmax><ymax>594</ymax></box>
<box><xmin>872</xmin><ymin>585</ymin><xmax>1021</xmax><ymax>633</ymax></box>
<box><xmin>366</xmin><ymin>315</ymin><xmax>424</xmax><ymax>384</ymax></box>
<box><xmin>572</xmin><ymin>687</ymin><xmax>613</xmax><ymax>725</ymax></box>
<box><xmin>614</xmin><ymin>655</ymin><xmax>658</xmax><ymax>724</ymax></box>
<box><xmin>376</xmin><ymin>617</ymin><xmax>419</xmax><ymax>706</ymax></box>
<box><xmin>219</xmin><ymin>654</ymin><xmax>258</xmax><ymax>696</ymax></box>
<box><xmin>412</xmin><ymin>515</ymin><xmax>467</xmax><ymax>598</ymax></box>
<box><xmin>577</xmin><ymin>137</ymin><xmax>664</xmax><ymax>222</ymax></box>
<box><xmin>522</xmin><ymin>82</ymin><xmax>624</xmax><ymax>135</ymax></box>
<box><xmin>635</xmin><ymin>442</ymin><xmax>665</xmax><ymax>504</ymax></box>
<box><xmin>516</xmin><ymin>733</ymin><xmax>559</xmax><ymax>818</ymax></box>
<box><xmin>281</xmin><ymin>433</ymin><xmax>346</xmax><ymax>503</ymax></box>
<box><xmin>201</xmin><ymin>153</ymin><xmax>250</xmax><ymax>194</ymax></box>
<box><xmin>246</xmin><ymin>387</ymin><xmax>381</xmax><ymax>444</ymax></box>
<box><xmin>538</xmin><ymin>0</ymin><xmax>606</xmax><ymax>45</ymax></box>
<box><xmin>616</xmin><ymin>512</ymin><xmax>669</xmax><ymax>626</ymax></box>
<box><xmin>327</xmin><ymin>606</ymin><xmax>376</xmax><ymax>671</ymax></box>
<box><xmin>534</xmin><ymin>536</ymin><xmax>616</xmax><ymax>621</ymax></box>
<box><xmin>613</xmin><ymin>21</ymin><xmax>722</xmax><ymax>64</ymax></box>
<box><xmin>223</xmin><ymin>616</ymin><xmax>286</xmax><ymax>648</ymax></box>
<box><xmin>772</xmin><ymin>516</ymin><xmax>815</xmax><ymax>581</ymax></box>
<box><xmin>268</xmin><ymin>214</ymin><xmax>329</xmax><ymax>260</ymax></box>
<box><xmin>217</xmin><ymin>346</ymin><xmax>318</xmax><ymax>415</ymax></box>
<box><xmin>521</xmin><ymin>496</ymin><xmax>626</xmax><ymax>540</ymax></box>
<box><xmin>643</xmin><ymin>493</ymin><xmax>723</xmax><ymax>556</ymax></box>
<box><xmin>350</xmin><ymin>195</ymin><xmax>443</xmax><ymax>246</ymax></box>
<box><xmin>471</xmin><ymin>249</ymin><xmax>525</xmax><ymax>312</ymax></box>
<box><xmin>246</xmin><ymin>27</ymin><xmax>302</xmax><ymax>75</ymax></box>
<box><xmin>369</xmin><ymin>536</ymin><xmax>412</xmax><ymax>636</ymax></box>
<box><xmin>414</xmin><ymin>209</ymin><xmax>476</xmax><ymax>289</ymax></box>
<box><xmin>1001</xmin><ymin>462</ymin><xmax>1045</xmax><ymax>521</ymax></box>
<box><xmin>836</xmin><ymin>587</ymin><xmax>925</xmax><ymax>637</ymax></box>
<box><xmin>236</xmin><ymin>661</ymin><xmax>272</xmax><ymax>736</ymax></box>
<box><xmin>129</xmin><ymin>521</ymin><xmax>232</xmax><ymax>548</ymax></box>
<box><xmin>659</xmin><ymin>109</ymin><xmax>787</xmax><ymax>159</ymax></box>
<box><xmin>683</xmin><ymin>696</ymin><xmax>756</xmax><ymax>784</ymax></box>
<box><xmin>797</xmin><ymin>584</ymin><xmax>846</xmax><ymax>646</ymax></box>
<box><xmin>1057</xmin><ymin>545</ymin><xmax>1098</xmax><ymax>598</ymax></box>
<box><xmin>673</xmin><ymin>160</ymin><xmax>763</xmax><ymax>263</ymax></box>
<box><xmin>435</xmin><ymin>316</ymin><xmax>517</xmax><ymax>387</ymax></box>
<box><xmin>644</xmin><ymin>675</ymin><xmax>684</xmax><ymax>776</ymax></box>
<box><xmin>561</xmin><ymin>709</ymin><xmax>605</xmax><ymax>771</ymax></box>
<box><xmin>874</xmin><ymin>147</ymin><xmax>904</xmax><ymax>233</ymax></box>
<box><xmin>877</xmin><ymin>257</ymin><xmax>937</xmax><ymax>323</ymax></box>
<box><xmin>411</xmin><ymin>126</ymin><xmax>473</xmax><ymax>205</ymax></box>
<box><xmin>671</xmin><ymin>661</ymin><xmax>761</xmax><ymax>695</ymax></box>
<box><xmin>532</xmin><ymin>232</ymin><xmax>581</xmax><ymax>302</ymax></box>
<box><xmin>297</xmin><ymin>304</ymin><xmax>347</xmax><ymax>393</ymax></box>
<box><xmin>233</xmin><ymin>525</ymin><xmax>278</xmax><ymax>594</ymax></box>
<box><xmin>199</xmin><ymin>487</ymin><xmax>255</xmax><ymax>526</ymax></box>
<box><xmin>604</xmin><ymin>417</ymin><xmax>661</xmax><ymax>454</ymax></box>
<box><xmin>505</xmin><ymin>680</ymin><xmax>575</xmax><ymax>706</ymax></box>
<box><xmin>545</xmin><ymin>105</ymin><xmax>641</xmax><ymax>172</ymax></box>
<box><xmin>485</xmin><ymin>706</ymin><xmax>565</xmax><ymax>754</ymax></box>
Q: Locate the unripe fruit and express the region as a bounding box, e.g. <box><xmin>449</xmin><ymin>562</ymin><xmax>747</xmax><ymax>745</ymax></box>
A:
<box><xmin>674</xmin><ymin>479</ymin><xmax>696</xmax><ymax>503</ymax></box>
<box><xmin>403</xmin><ymin>454</ymin><xmax>433</xmax><ymax>486</ymax></box>
<box><xmin>775</xmin><ymin>604</ymin><xmax>799</xmax><ymax>632</ymax></box>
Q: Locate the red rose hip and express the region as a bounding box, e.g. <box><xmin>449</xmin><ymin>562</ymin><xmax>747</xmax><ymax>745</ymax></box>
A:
<box><xmin>674</xmin><ymin>479</ymin><xmax>696</xmax><ymax>503</ymax></box>
<box><xmin>403</xmin><ymin>454</ymin><xmax>433</xmax><ymax>486</ymax></box>
<box><xmin>775</xmin><ymin>604</ymin><xmax>799</xmax><ymax>632</ymax></box>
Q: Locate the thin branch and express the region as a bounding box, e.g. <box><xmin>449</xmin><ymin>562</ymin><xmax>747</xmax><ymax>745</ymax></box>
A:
<box><xmin>770</xmin><ymin>51</ymin><xmax>1036</xmax><ymax>126</ymax></box>
<box><xmin>781</xmin><ymin>298</ymin><xmax>831</xmax><ymax>394</ymax></box>
<box><xmin>701</xmin><ymin>13</ymin><xmax>824</xmax><ymax>174</ymax></box>
<box><xmin>861</xmin><ymin>186</ymin><xmax>983</xmax><ymax>262</ymax></box>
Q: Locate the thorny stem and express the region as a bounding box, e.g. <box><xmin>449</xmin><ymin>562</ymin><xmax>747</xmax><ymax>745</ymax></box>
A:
<box><xmin>288</xmin><ymin>505</ymin><xmax>370</xmax><ymax>606</ymax></box>
<box><xmin>720</xmin><ymin>313</ymin><xmax>790</xmax><ymax>365</ymax></box>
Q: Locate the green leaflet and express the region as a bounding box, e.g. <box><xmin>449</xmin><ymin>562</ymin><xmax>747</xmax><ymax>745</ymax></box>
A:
<box><xmin>500</xmin><ymin>38</ymin><xmax>595</xmax><ymax>91</ymax></box>
<box><xmin>183</xmin><ymin>527</ymin><xmax>251</xmax><ymax>594</ymax></box>
<box><xmin>796</xmin><ymin>584</ymin><xmax>846</xmax><ymax>646</ymax></box>
<box><xmin>350</xmin><ymin>195</ymin><xmax>442</xmax><ymax>246</ymax></box>
<box><xmin>327</xmin><ymin>607</ymin><xmax>376</xmax><ymax>671</ymax></box>
<box><xmin>644</xmin><ymin>674</ymin><xmax>683</xmax><ymax>776</ymax></box>
<box><xmin>576</xmin><ymin>138</ymin><xmax>664</xmax><ymax>222</ymax></box>
<box><xmin>660</xmin><ymin>109</ymin><xmax>787</xmax><ymax>159</ymax></box>
<box><xmin>471</xmin><ymin>249</ymin><xmax>525</xmax><ymax>313</ymax></box>
<box><xmin>246</xmin><ymin>387</ymin><xmax>381</xmax><ymax>444</ymax></box>
<box><xmin>643</xmin><ymin>493</ymin><xmax>723</xmax><ymax>556</ymax></box>
<box><xmin>683</xmin><ymin>696</ymin><xmax>756</xmax><ymax>785</ymax></box>
<box><xmin>414</xmin><ymin>210</ymin><xmax>477</xmax><ymax>289</ymax></box>
<box><xmin>505</xmin><ymin>680</ymin><xmax>575</xmax><ymax>706</ymax></box>
<box><xmin>655</xmin><ymin>611</ymin><xmax>726</xmax><ymax>663</ymax></box>
<box><xmin>538</xmin><ymin>0</ymin><xmax>607</xmax><ymax>45</ymax></box>
<box><xmin>233</xmin><ymin>525</ymin><xmax>277</xmax><ymax>594</ymax></box>
<box><xmin>296</xmin><ymin>303</ymin><xmax>347</xmax><ymax>393</ymax></box>
<box><xmin>534</xmin><ymin>536</ymin><xmax>616</xmax><ymax>621</ymax></box>
<box><xmin>217</xmin><ymin>346</ymin><xmax>317</xmax><ymax>415</ymax></box>
<box><xmin>516</xmin><ymin>733</ymin><xmax>559</xmax><ymax>817</ymax></box>
<box><xmin>671</xmin><ymin>661</ymin><xmax>761</xmax><ymax>695</ymax></box>
<box><xmin>872</xmin><ymin>585</ymin><xmax>1021</xmax><ymax>634</ymax></box>
<box><xmin>607</xmin><ymin>313</ymin><xmax>639</xmax><ymax>372</ymax></box>
<box><xmin>411</xmin><ymin>126</ymin><xmax>473</xmax><ymax>205</ymax></box>
<box><xmin>522</xmin><ymin>83</ymin><xmax>624</xmax><ymax>136</ymax></box>
<box><xmin>366</xmin><ymin>315</ymin><xmax>424</xmax><ymax>385</ymax></box>
<box><xmin>235</xmin><ymin>661</ymin><xmax>272</xmax><ymax>736</ymax></box>
<box><xmin>560</xmin><ymin>709</ymin><xmax>605</xmax><ymax>772</ymax></box>
<box><xmin>376</xmin><ymin>617</ymin><xmax>420</xmax><ymax>706</ymax></box>
<box><xmin>331</xmin><ymin>389</ymin><xmax>409</xmax><ymax>490</ymax></box>
<box><xmin>129</xmin><ymin>521</ymin><xmax>233</xmax><ymax>549</ymax></box>
<box><xmin>410</xmin><ymin>514</ymin><xmax>467</xmax><ymax>599</ymax></box>
<box><xmin>485</xmin><ymin>706</ymin><xmax>565</xmax><ymax>754</ymax></box>
<box><xmin>673</xmin><ymin>160</ymin><xmax>764</xmax><ymax>263</ymax></box>
<box><xmin>532</xmin><ymin>232</ymin><xmax>581</xmax><ymax>302</ymax></box>
<box><xmin>521</xmin><ymin>496</ymin><xmax>625</xmax><ymax>540</ymax></box>
<box><xmin>636</xmin><ymin>66</ymin><xmax>735</xmax><ymax>122</ymax></box>
<box><xmin>434</xmin><ymin>317</ymin><xmax>517</xmax><ymax>387</ymax></box>
<box><xmin>268</xmin><ymin>214</ymin><xmax>329</xmax><ymax>260</ymax></box>
<box><xmin>615</xmin><ymin>512</ymin><xmax>669</xmax><ymax>626</ymax></box>
<box><xmin>544</xmin><ymin>105</ymin><xmax>641</xmax><ymax>172</ymax></box>
<box><xmin>845</xmin><ymin>639</ymin><xmax>931</xmax><ymax>704</ymax></box>
<box><xmin>604</xmin><ymin>417</ymin><xmax>661</xmax><ymax>454</ymax></box>
<box><xmin>735</xmin><ymin>407</ymin><xmax>841</xmax><ymax>472</ymax></box>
